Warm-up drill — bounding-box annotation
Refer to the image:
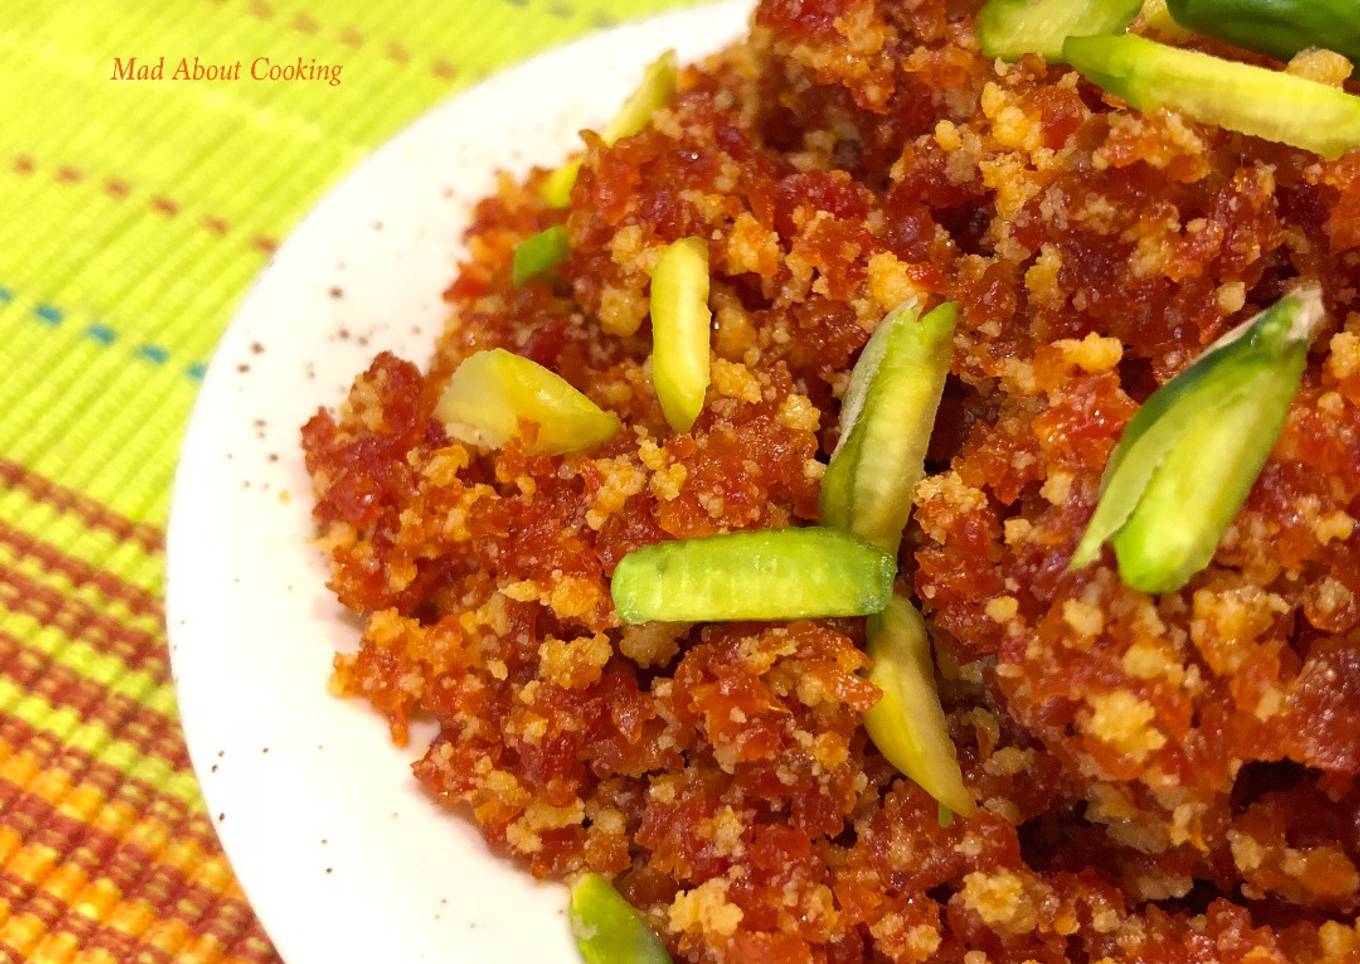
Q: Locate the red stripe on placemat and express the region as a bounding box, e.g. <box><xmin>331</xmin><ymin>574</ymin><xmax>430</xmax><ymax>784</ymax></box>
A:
<box><xmin>0</xmin><ymin>723</ymin><xmax>220</xmax><ymax>858</ymax></box>
<box><xmin>0</xmin><ymin>463</ymin><xmax>163</xmax><ymax>554</ymax></box>
<box><xmin>12</xmin><ymin>155</ymin><xmax>281</xmax><ymax>252</ymax></box>
<box><xmin>0</xmin><ymin>634</ymin><xmax>188</xmax><ymax>769</ymax></box>
<box><xmin>0</xmin><ymin>720</ymin><xmax>279</xmax><ymax>960</ymax></box>
<box><xmin>0</xmin><ymin>523</ymin><xmax>162</xmax><ymax>619</ymax></box>
<box><xmin>0</xmin><ymin>566</ymin><xmax>167</xmax><ymax>680</ymax></box>
<box><xmin>216</xmin><ymin>0</ymin><xmax>459</xmax><ymax>81</ymax></box>
<box><xmin>0</xmin><ymin>813</ymin><xmax>270</xmax><ymax>962</ymax></box>
<box><xmin>0</xmin><ymin>804</ymin><xmax>262</xmax><ymax>938</ymax></box>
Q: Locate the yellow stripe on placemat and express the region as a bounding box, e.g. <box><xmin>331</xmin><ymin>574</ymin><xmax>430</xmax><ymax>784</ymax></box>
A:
<box><xmin>0</xmin><ymin>833</ymin><xmax>255</xmax><ymax>963</ymax></box>
<box><xmin>0</xmin><ymin>487</ymin><xmax>164</xmax><ymax>600</ymax></box>
<box><xmin>0</xmin><ymin>740</ymin><xmax>224</xmax><ymax>872</ymax></box>
<box><xmin>0</xmin><ymin>679</ymin><xmax>200</xmax><ymax>808</ymax></box>
<box><xmin>0</xmin><ymin>547</ymin><xmax>163</xmax><ymax>648</ymax></box>
<box><xmin>0</xmin><ymin>608</ymin><xmax>175</xmax><ymax>719</ymax></box>
<box><xmin>0</xmin><ymin>550</ymin><xmax>162</xmax><ymax>643</ymax></box>
<box><xmin>0</xmin><ymin>526</ymin><xmax>162</xmax><ymax>625</ymax></box>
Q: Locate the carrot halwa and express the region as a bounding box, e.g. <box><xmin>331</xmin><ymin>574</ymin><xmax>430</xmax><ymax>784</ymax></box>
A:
<box><xmin>301</xmin><ymin>1</ymin><xmax>1360</xmax><ymax>959</ymax></box>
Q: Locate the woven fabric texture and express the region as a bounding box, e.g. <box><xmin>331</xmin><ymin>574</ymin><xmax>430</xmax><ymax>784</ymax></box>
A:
<box><xmin>0</xmin><ymin>1</ymin><xmax>697</xmax><ymax>959</ymax></box>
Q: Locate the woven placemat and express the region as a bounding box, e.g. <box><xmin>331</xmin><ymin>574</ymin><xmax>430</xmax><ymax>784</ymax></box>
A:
<box><xmin>0</xmin><ymin>1</ymin><xmax>699</xmax><ymax>959</ymax></box>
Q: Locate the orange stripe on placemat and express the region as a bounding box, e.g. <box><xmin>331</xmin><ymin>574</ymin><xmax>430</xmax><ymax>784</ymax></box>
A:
<box><xmin>0</xmin><ymin>825</ymin><xmax>272</xmax><ymax>963</ymax></box>
<box><xmin>0</xmin><ymin>634</ymin><xmax>188</xmax><ymax>770</ymax></box>
<box><xmin>0</xmin><ymin>727</ymin><xmax>278</xmax><ymax>962</ymax></box>
<box><xmin>0</xmin><ymin>567</ymin><xmax>167</xmax><ymax>680</ymax></box>
<box><xmin>0</xmin><ymin>847</ymin><xmax>261</xmax><ymax>953</ymax></box>
<box><xmin>0</xmin><ymin>846</ymin><xmax>266</xmax><ymax>964</ymax></box>
<box><xmin>0</xmin><ymin>725</ymin><xmax>218</xmax><ymax>856</ymax></box>
<box><xmin>0</xmin><ymin>464</ymin><xmax>163</xmax><ymax>555</ymax></box>
<box><xmin>0</xmin><ymin>525</ymin><xmax>162</xmax><ymax>620</ymax></box>
<box><xmin>0</xmin><ymin>740</ymin><xmax>219</xmax><ymax>867</ymax></box>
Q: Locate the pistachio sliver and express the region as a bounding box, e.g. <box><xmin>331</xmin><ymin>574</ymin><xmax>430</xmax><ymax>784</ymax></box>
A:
<box><xmin>1111</xmin><ymin>382</ymin><xmax>1271</xmax><ymax>592</ymax></box>
<box><xmin>1069</xmin><ymin>347</ymin><xmax>1258</xmax><ymax>569</ymax></box>
<box><xmin>649</xmin><ymin>237</ymin><xmax>712</xmax><ymax>434</ymax></box>
<box><xmin>436</xmin><ymin>348</ymin><xmax>620</xmax><ymax>455</ymax></box>
<box><xmin>513</xmin><ymin>225</ymin><xmax>570</xmax><ymax>287</ymax></box>
<box><xmin>978</xmin><ymin>0</ymin><xmax>1142</xmax><ymax>63</ymax></box>
<box><xmin>864</xmin><ymin>596</ymin><xmax>977</xmax><ymax>817</ymax></box>
<box><xmin>1166</xmin><ymin>0</ymin><xmax>1360</xmax><ymax>69</ymax></box>
<box><xmin>1071</xmin><ymin>288</ymin><xmax>1323</xmax><ymax>593</ymax></box>
<box><xmin>610</xmin><ymin>528</ymin><xmax>895</xmax><ymax>624</ymax></box>
<box><xmin>542</xmin><ymin>50</ymin><xmax>679</xmax><ymax>209</ymax></box>
<box><xmin>570</xmin><ymin>874</ymin><xmax>672</xmax><ymax>964</ymax></box>
<box><xmin>539</xmin><ymin>160</ymin><xmax>584</xmax><ymax>212</ymax></box>
<box><xmin>820</xmin><ymin>301</ymin><xmax>956</xmax><ymax>554</ymax></box>
<box><xmin>1064</xmin><ymin>34</ymin><xmax>1360</xmax><ymax>160</ymax></box>
<box><xmin>600</xmin><ymin>50</ymin><xmax>679</xmax><ymax>145</ymax></box>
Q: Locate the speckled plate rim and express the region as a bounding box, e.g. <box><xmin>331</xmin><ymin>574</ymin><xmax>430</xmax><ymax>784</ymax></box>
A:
<box><xmin>165</xmin><ymin>5</ymin><xmax>750</xmax><ymax>962</ymax></box>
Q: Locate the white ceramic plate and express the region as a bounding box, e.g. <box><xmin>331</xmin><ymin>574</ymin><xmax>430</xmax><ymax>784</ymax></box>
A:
<box><xmin>165</xmin><ymin>5</ymin><xmax>750</xmax><ymax>961</ymax></box>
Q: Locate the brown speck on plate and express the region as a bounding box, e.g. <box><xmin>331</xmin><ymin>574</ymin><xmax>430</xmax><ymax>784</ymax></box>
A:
<box><xmin>329</xmin><ymin>286</ymin><xmax>344</xmax><ymax>299</ymax></box>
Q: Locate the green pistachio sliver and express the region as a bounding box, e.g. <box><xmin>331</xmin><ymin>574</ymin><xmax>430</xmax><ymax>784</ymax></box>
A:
<box><xmin>1064</xmin><ymin>34</ymin><xmax>1360</xmax><ymax>160</ymax></box>
<box><xmin>863</xmin><ymin>596</ymin><xmax>977</xmax><ymax>817</ymax></box>
<box><xmin>540</xmin><ymin>160</ymin><xmax>584</xmax><ymax>212</ymax></box>
<box><xmin>570</xmin><ymin>874</ymin><xmax>672</xmax><ymax>964</ymax></box>
<box><xmin>1072</xmin><ymin>288</ymin><xmax>1324</xmax><ymax>593</ymax></box>
<box><xmin>513</xmin><ymin>225</ymin><xmax>570</xmax><ymax>287</ymax></box>
<box><xmin>610</xmin><ymin>528</ymin><xmax>895</xmax><ymax>624</ymax></box>
<box><xmin>1166</xmin><ymin>0</ymin><xmax>1360</xmax><ymax>69</ymax></box>
<box><xmin>649</xmin><ymin>236</ymin><xmax>712</xmax><ymax>434</ymax></box>
<box><xmin>542</xmin><ymin>50</ymin><xmax>679</xmax><ymax>209</ymax></box>
<box><xmin>599</xmin><ymin>50</ymin><xmax>679</xmax><ymax>146</ymax></box>
<box><xmin>436</xmin><ymin>348</ymin><xmax>620</xmax><ymax>455</ymax></box>
<box><xmin>978</xmin><ymin>0</ymin><xmax>1142</xmax><ymax>63</ymax></box>
<box><xmin>820</xmin><ymin>301</ymin><xmax>957</xmax><ymax>555</ymax></box>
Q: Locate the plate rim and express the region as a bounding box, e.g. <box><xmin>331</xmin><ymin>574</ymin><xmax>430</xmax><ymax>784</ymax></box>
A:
<box><xmin>165</xmin><ymin>4</ymin><xmax>752</xmax><ymax>961</ymax></box>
